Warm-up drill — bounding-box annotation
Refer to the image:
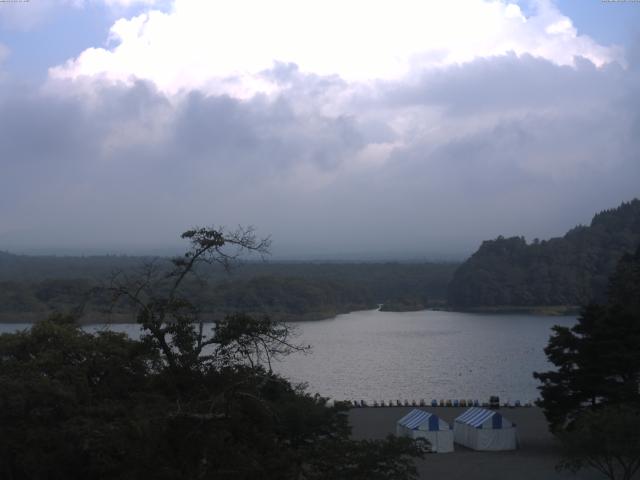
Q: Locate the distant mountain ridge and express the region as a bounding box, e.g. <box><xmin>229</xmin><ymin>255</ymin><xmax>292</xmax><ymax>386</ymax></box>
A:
<box><xmin>447</xmin><ymin>199</ymin><xmax>640</xmax><ymax>308</ymax></box>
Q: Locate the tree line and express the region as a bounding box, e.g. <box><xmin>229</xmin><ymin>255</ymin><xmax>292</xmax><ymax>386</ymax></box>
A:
<box><xmin>448</xmin><ymin>199</ymin><xmax>640</xmax><ymax>307</ymax></box>
<box><xmin>0</xmin><ymin>258</ymin><xmax>457</xmax><ymax>323</ymax></box>
<box><xmin>0</xmin><ymin>227</ymin><xmax>426</xmax><ymax>479</ymax></box>
<box><xmin>535</xmin><ymin>244</ymin><xmax>640</xmax><ymax>480</ymax></box>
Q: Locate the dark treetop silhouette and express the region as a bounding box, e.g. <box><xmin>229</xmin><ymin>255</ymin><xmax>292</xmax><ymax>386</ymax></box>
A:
<box><xmin>0</xmin><ymin>226</ymin><xmax>424</xmax><ymax>480</ymax></box>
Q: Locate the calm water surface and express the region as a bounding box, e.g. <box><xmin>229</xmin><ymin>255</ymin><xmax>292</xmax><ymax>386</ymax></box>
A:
<box><xmin>0</xmin><ymin>309</ymin><xmax>574</xmax><ymax>403</ymax></box>
<box><xmin>276</xmin><ymin>309</ymin><xmax>575</xmax><ymax>403</ymax></box>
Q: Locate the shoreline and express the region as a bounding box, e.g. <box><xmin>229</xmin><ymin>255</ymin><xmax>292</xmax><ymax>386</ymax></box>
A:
<box><xmin>0</xmin><ymin>304</ymin><xmax>579</xmax><ymax>325</ymax></box>
<box><xmin>435</xmin><ymin>305</ymin><xmax>581</xmax><ymax>316</ymax></box>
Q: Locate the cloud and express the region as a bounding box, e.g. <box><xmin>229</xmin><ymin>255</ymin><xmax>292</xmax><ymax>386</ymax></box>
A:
<box><xmin>0</xmin><ymin>77</ymin><xmax>368</xmax><ymax>250</ymax></box>
<box><xmin>0</xmin><ymin>0</ymin><xmax>66</xmax><ymax>30</ymax></box>
<box><xmin>0</xmin><ymin>43</ymin><xmax>9</xmax><ymax>64</ymax></box>
<box><xmin>0</xmin><ymin>0</ymin><xmax>158</xmax><ymax>30</ymax></box>
<box><xmin>3</xmin><ymin>47</ymin><xmax>640</xmax><ymax>256</ymax></box>
<box><xmin>50</xmin><ymin>0</ymin><xmax>623</xmax><ymax>97</ymax></box>
<box><xmin>103</xmin><ymin>0</ymin><xmax>157</xmax><ymax>6</ymax></box>
<box><xmin>2</xmin><ymin>1</ymin><xmax>639</xmax><ymax>256</ymax></box>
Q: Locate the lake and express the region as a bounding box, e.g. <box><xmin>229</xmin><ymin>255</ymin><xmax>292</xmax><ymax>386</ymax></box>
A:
<box><xmin>0</xmin><ymin>309</ymin><xmax>575</xmax><ymax>404</ymax></box>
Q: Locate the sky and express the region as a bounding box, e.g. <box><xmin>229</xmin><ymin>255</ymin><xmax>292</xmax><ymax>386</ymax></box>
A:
<box><xmin>0</xmin><ymin>0</ymin><xmax>639</xmax><ymax>259</ymax></box>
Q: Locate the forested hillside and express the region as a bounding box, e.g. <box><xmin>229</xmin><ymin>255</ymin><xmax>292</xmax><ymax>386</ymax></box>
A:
<box><xmin>0</xmin><ymin>252</ymin><xmax>143</xmax><ymax>281</ymax></box>
<box><xmin>0</xmin><ymin>256</ymin><xmax>457</xmax><ymax>322</ymax></box>
<box><xmin>448</xmin><ymin>199</ymin><xmax>640</xmax><ymax>308</ymax></box>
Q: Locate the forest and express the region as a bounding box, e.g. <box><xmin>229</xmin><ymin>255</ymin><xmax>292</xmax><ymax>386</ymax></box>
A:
<box><xmin>0</xmin><ymin>227</ymin><xmax>426</xmax><ymax>479</ymax></box>
<box><xmin>0</xmin><ymin>254</ymin><xmax>457</xmax><ymax>323</ymax></box>
<box><xmin>448</xmin><ymin>199</ymin><xmax>640</xmax><ymax>308</ymax></box>
<box><xmin>2</xmin><ymin>199</ymin><xmax>640</xmax><ymax>322</ymax></box>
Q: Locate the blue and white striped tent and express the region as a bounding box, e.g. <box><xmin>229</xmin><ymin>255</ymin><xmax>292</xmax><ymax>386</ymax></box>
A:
<box><xmin>396</xmin><ymin>409</ymin><xmax>453</xmax><ymax>453</ymax></box>
<box><xmin>454</xmin><ymin>407</ymin><xmax>517</xmax><ymax>451</ymax></box>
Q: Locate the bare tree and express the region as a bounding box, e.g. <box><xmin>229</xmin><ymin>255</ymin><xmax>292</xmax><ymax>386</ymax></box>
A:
<box><xmin>108</xmin><ymin>225</ymin><xmax>305</xmax><ymax>372</ymax></box>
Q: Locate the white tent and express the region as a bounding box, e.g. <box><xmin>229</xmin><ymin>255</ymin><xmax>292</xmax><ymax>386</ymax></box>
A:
<box><xmin>453</xmin><ymin>407</ymin><xmax>517</xmax><ymax>451</ymax></box>
<box><xmin>396</xmin><ymin>409</ymin><xmax>454</xmax><ymax>453</ymax></box>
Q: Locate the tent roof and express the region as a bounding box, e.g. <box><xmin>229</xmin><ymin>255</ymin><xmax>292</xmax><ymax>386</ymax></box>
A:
<box><xmin>397</xmin><ymin>409</ymin><xmax>446</xmax><ymax>431</ymax></box>
<box><xmin>455</xmin><ymin>407</ymin><xmax>509</xmax><ymax>428</ymax></box>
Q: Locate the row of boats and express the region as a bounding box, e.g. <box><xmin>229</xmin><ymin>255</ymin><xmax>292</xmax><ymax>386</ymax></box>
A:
<box><xmin>349</xmin><ymin>398</ymin><xmax>532</xmax><ymax>408</ymax></box>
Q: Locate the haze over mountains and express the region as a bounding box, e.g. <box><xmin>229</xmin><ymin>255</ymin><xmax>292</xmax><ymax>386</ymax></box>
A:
<box><xmin>1</xmin><ymin>198</ymin><xmax>639</xmax><ymax>322</ymax></box>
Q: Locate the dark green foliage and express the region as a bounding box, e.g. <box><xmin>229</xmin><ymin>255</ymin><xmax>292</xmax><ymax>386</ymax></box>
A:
<box><xmin>449</xmin><ymin>199</ymin><xmax>640</xmax><ymax>307</ymax></box>
<box><xmin>0</xmin><ymin>226</ymin><xmax>425</xmax><ymax>479</ymax></box>
<box><xmin>557</xmin><ymin>405</ymin><xmax>640</xmax><ymax>480</ymax></box>
<box><xmin>607</xmin><ymin>248</ymin><xmax>640</xmax><ymax>318</ymax></box>
<box><xmin>0</xmin><ymin>251</ymin><xmax>144</xmax><ymax>282</ymax></box>
<box><xmin>206</xmin><ymin>274</ymin><xmax>377</xmax><ymax>320</ymax></box>
<box><xmin>302</xmin><ymin>436</ymin><xmax>425</xmax><ymax>480</ymax></box>
<box><xmin>0</xmin><ymin>315</ymin><xmax>161</xmax><ymax>480</ymax></box>
<box><xmin>0</xmin><ymin>259</ymin><xmax>457</xmax><ymax>322</ymax></box>
<box><xmin>0</xmin><ymin>317</ymin><xmax>357</xmax><ymax>479</ymax></box>
<box><xmin>0</xmin><ymin>281</ymin><xmax>47</xmax><ymax>313</ymax></box>
<box><xmin>534</xmin><ymin>245</ymin><xmax>640</xmax><ymax>431</ymax></box>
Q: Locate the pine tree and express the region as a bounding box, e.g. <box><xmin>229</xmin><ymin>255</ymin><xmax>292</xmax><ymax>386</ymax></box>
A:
<box><xmin>534</xmin><ymin>245</ymin><xmax>640</xmax><ymax>431</ymax></box>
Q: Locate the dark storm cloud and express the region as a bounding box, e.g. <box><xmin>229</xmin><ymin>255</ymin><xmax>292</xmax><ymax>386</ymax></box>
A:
<box><xmin>170</xmin><ymin>89</ymin><xmax>364</xmax><ymax>172</ymax></box>
<box><xmin>0</xmin><ymin>77</ymin><xmax>368</xmax><ymax>250</ymax></box>
<box><xmin>1</xmin><ymin>54</ymin><xmax>639</xmax><ymax>257</ymax></box>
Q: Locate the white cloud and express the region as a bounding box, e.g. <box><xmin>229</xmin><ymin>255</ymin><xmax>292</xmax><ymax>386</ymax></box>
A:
<box><xmin>50</xmin><ymin>0</ymin><xmax>623</xmax><ymax>97</ymax></box>
<box><xmin>0</xmin><ymin>44</ymin><xmax>9</xmax><ymax>64</ymax></box>
<box><xmin>2</xmin><ymin>0</ymin><xmax>638</xmax><ymax>255</ymax></box>
<box><xmin>103</xmin><ymin>0</ymin><xmax>157</xmax><ymax>6</ymax></box>
<box><xmin>0</xmin><ymin>0</ymin><xmax>67</xmax><ymax>30</ymax></box>
<box><xmin>5</xmin><ymin>50</ymin><xmax>640</xmax><ymax>255</ymax></box>
<box><xmin>0</xmin><ymin>0</ymin><xmax>157</xmax><ymax>30</ymax></box>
